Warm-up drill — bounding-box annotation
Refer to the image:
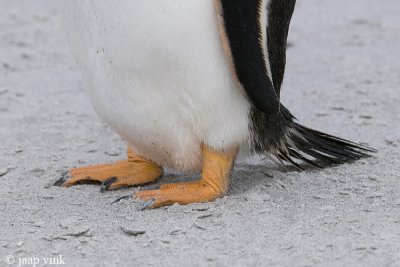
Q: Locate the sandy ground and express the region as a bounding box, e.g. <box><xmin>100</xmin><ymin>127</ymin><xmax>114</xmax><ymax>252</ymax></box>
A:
<box><xmin>1</xmin><ymin>0</ymin><xmax>400</xmax><ymax>266</ymax></box>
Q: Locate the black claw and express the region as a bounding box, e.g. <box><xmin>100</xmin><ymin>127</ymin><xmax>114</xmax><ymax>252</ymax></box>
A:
<box><xmin>111</xmin><ymin>195</ymin><xmax>131</xmax><ymax>204</ymax></box>
<box><xmin>53</xmin><ymin>177</ymin><xmax>65</xmax><ymax>187</ymax></box>
<box><xmin>53</xmin><ymin>171</ymin><xmax>69</xmax><ymax>186</ymax></box>
<box><xmin>100</xmin><ymin>177</ymin><xmax>117</xmax><ymax>193</ymax></box>
<box><xmin>138</xmin><ymin>198</ymin><xmax>156</xmax><ymax>211</ymax></box>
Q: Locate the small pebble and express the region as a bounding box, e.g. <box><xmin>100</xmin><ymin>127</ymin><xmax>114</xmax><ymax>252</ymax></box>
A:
<box><xmin>120</xmin><ymin>227</ymin><xmax>146</xmax><ymax>237</ymax></box>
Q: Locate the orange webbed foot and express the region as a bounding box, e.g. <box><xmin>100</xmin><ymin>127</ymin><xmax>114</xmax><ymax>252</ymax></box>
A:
<box><xmin>54</xmin><ymin>148</ymin><xmax>162</xmax><ymax>192</ymax></box>
<box><xmin>134</xmin><ymin>145</ymin><xmax>237</xmax><ymax>209</ymax></box>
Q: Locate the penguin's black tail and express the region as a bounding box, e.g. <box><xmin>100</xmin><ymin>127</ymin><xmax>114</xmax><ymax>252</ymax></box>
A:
<box><xmin>250</xmin><ymin>105</ymin><xmax>376</xmax><ymax>170</ymax></box>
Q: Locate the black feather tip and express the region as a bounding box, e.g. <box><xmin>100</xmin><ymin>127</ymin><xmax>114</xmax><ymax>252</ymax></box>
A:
<box><xmin>250</xmin><ymin>105</ymin><xmax>376</xmax><ymax>171</ymax></box>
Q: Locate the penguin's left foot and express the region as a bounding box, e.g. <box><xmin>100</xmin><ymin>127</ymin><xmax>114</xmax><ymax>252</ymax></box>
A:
<box><xmin>54</xmin><ymin>148</ymin><xmax>163</xmax><ymax>191</ymax></box>
<box><xmin>135</xmin><ymin>145</ymin><xmax>237</xmax><ymax>209</ymax></box>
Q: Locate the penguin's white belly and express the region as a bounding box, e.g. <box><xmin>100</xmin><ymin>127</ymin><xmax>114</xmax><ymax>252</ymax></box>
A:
<box><xmin>63</xmin><ymin>1</ymin><xmax>251</xmax><ymax>172</ymax></box>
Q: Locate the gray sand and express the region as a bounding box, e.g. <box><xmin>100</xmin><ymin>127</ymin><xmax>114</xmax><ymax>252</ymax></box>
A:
<box><xmin>1</xmin><ymin>0</ymin><xmax>399</xmax><ymax>266</ymax></box>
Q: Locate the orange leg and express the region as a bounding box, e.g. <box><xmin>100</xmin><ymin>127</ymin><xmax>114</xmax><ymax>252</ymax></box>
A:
<box><xmin>135</xmin><ymin>145</ymin><xmax>237</xmax><ymax>209</ymax></box>
<box><xmin>54</xmin><ymin>148</ymin><xmax>163</xmax><ymax>192</ymax></box>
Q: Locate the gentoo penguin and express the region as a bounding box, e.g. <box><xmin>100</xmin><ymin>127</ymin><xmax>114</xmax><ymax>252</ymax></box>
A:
<box><xmin>56</xmin><ymin>0</ymin><xmax>374</xmax><ymax>208</ymax></box>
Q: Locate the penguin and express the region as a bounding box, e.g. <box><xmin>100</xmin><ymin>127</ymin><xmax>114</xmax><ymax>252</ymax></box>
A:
<box><xmin>55</xmin><ymin>0</ymin><xmax>375</xmax><ymax>209</ymax></box>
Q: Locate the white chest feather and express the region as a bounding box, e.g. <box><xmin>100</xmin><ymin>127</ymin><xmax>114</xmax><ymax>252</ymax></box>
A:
<box><xmin>63</xmin><ymin>0</ymin><xmax>251</xmax><ymax>172</ymax></box>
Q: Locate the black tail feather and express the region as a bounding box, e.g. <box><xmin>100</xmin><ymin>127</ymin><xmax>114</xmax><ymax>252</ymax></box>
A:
<box><xmin>288</xmin><ymin>122</ymin><xmax>375</xmax><ymax>166</ymax></box>
<box><xmin>250</xmin><ymin>105</ymin><xmax>376</xmax><ymax>169</ymax></box>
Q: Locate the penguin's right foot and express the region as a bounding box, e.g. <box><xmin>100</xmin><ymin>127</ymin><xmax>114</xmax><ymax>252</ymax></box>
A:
<box><xmin>54</xmin><ymin>148</ymin><xmax>163</xmax><ymax>192</ymax></box>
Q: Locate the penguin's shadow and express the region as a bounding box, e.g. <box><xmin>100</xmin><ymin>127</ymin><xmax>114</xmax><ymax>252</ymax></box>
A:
<box><xmin>229</xmin><ymin>160</ymin><xmax>333</xmax><ymax>196</ymax></box>
<box><xmin>228</xmin><ymin>163</ymin><xmax>301</xmax><ymax>196</ymax></box>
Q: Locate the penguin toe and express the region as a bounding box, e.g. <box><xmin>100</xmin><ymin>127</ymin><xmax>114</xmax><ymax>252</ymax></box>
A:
<box><xmin>52</xmin><ymin>168</ymin><xmax>94</xmax><ymax>188</ymax></box>
<box><xmin>134</xmin><ymin>181</ymin><xmax>224</xmax><ymax>209</ymax></box>
<box><xmin>52</xmin><ymin>160</ymin><xmax>162</xmax><ymax>191</ymax></box>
